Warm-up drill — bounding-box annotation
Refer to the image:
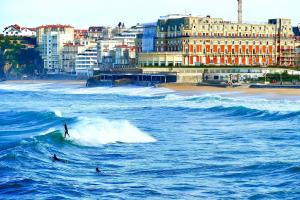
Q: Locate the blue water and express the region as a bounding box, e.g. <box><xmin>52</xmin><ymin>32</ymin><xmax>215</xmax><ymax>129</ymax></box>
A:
<box><xmin>1</xmin><ymin>82</ymin><xmax>300</xmax><ymax>199</ymax></box>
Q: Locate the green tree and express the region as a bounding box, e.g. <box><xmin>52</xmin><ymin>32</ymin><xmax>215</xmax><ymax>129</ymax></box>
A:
<box><xmin>0</xmin><ymin>49</ymin><xmax>4</xmax><ymax>77</ymax></box>
<box><xmin>0</xmin><ymin>35</ymin><xmax>43</xmax><ymax>76</ymax></box>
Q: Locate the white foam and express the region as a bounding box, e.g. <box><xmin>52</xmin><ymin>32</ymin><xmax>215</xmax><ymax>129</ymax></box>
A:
<box><xmin>53</xmin><ymin>110</ymin><xmax>62</xmax><ymax>117</ymax></box>
<box><xmin>0</xmin><ymin>82</ymin><xmax>173</xmax><ymax>97</ymax></box>
<box><xmin>0</xmin><ymin>83</ymin><xmax>52</xmax><ymax>92</ymax></box>
<box><xmin>63</xmin><ymin>86</ymin><xmax>173</xmax><ymax>97</ymax></box>
<box><xmin>67</xmin><ymin>117</ymin><xmax>156</xmax><ymax>146</ymax></box>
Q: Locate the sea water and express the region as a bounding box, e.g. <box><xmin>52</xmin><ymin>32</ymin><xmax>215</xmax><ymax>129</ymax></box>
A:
<box><xmin>1</xmin><ymin>82</ymin><xmax>300</xmax><ymax>199</ymax></box>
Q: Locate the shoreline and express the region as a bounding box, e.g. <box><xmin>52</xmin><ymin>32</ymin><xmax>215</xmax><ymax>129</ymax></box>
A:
<box><xmin>1</xmin><ymin>79</ymin><xmax>87</xmax><ymax>85</ymax></box>
<box><xmin>159</xmin><ymin>83</ymin><xmax>300</xmax><ymax>96</ymax></box>
<box><xmin>2</xmin><ymin>80</ymin><xmax>300</xmax><ymax>96</ymax></box>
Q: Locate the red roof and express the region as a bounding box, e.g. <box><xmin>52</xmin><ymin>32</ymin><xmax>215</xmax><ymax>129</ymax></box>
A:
<box><xmin>37</xmin><ymin>24</ymin><xmax>74</xmax><ymax>29</ymax></box>
<box><xmin>75</xmin><ymin>29</ymin><xmax>88</xmax><ymax>33</ymax></box>
<box><xmin>14</xmin><ymin>24</ymin><xmax>21</xmax><ymax>30</ymax></box>
<box><xmin>20</xmin><ymin>27</ymin><xmax>36</xmax><ymax>32</ymax></box>
<box><xmin>63</xmin><ymin>43</ymin><xmax>84</xmax><ymax>47</ymax></box>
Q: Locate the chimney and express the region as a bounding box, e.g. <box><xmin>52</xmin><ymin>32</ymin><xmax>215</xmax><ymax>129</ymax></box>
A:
<box><xmin>238</xmin><ymin>0</ymin><xmax>243</xmax><ymax>24</ymax></box>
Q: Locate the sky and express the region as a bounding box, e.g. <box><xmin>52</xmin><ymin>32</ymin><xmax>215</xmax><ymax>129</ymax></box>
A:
<box><xmin>0</xmin><ymin>0</ymin><xmax>299</xmax><ymax>30</ymax></box>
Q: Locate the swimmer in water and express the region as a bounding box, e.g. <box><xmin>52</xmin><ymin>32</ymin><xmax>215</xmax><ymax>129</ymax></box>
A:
<box><xmin>53</xmin><ymin>154</ymin><xmax>60</xmax><ymax>161</ymax></box>
<box><xmin>96</xmin><ymin>167</ymin><xmax>101</xmax><ymax>173</ymax></box>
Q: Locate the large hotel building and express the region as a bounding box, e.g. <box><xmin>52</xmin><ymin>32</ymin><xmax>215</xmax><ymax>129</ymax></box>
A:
<box><xmin>36</xmin><ymin>25</ymin><xmax>74</xmax><ymax>72</ymax></box>
<box><xmin>137</xmin><ymin>15</ymin><xmax>295</xmax><ymax>67</ymax></box>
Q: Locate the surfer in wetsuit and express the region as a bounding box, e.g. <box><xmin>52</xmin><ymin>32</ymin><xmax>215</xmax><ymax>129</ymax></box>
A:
<box><xmin>53</xmin><ymin>154</ymin><xmax>60</xmax><ymax>161</ymax></box>
<box><xmin>64</xmin><ymin>123</ymin><xmax>70</xmax><ymax>138</ymax></box>
<box><xmin>96</xmin><ymin>167</ymin><xmax>101</xmax><ymax>173</ymax></box>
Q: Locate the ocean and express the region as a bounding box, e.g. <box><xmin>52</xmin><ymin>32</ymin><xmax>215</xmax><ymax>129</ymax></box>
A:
<box><xmin>1</xmin><ymin>82</ymin><xmax>300</xmax><ymax>199</ymax></box>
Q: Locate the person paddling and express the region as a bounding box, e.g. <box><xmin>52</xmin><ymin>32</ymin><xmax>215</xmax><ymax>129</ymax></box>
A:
<box><xmin>64</xmin><ymin>122</ymin><xmax>70</xmax><ymax>138</ymax></box>
<box><xmin>53</xmin><ymin>154</ymin><xmax>60</xmax><ymax>161</ymax></box>
<box><xmin>96</xmin><ymin>167</ymin><xmax>101</xmax><ymax>173</ymax></box>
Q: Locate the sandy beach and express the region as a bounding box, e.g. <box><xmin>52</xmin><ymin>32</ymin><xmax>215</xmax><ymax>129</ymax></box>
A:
<box><xmin>160</xmin><ymin>83</ymin><xmax>300</xmax><ymax>96</ymax></box>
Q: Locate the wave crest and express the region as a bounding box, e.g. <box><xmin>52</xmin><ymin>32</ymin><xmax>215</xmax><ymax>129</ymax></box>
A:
<box><xmin>65</xmin><ymin>117</ymin><xmax>156</xmax><ymax>146</ymax></box>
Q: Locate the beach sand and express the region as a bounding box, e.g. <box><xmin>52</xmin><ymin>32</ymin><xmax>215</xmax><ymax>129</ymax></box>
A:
<box><xmin>160</xmin><ymin>83</ymin><xmax>300</xmax><ymax>96</ymax></box>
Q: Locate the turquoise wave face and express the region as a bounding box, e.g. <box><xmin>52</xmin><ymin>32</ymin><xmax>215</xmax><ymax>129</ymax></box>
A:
<box><xmin>1</xmin><ymin>82</ymin><xmax>300</xmax><ymax>199</ymax></box>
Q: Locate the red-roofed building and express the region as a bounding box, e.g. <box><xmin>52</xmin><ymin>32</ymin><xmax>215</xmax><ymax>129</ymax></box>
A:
<box><xmin>36</xmin><ymin>24</ymin><xmax>74</xmax><ymax>46</ymax></box>
<box><xmin>2</xmin><ymin>24</ymin><xmax>36</xmax><ymax>37</ymax></box>
<box><xmin>2</xmin><ymin>24</ymin><xmax>21</xmax><ymax>36</ymax></box>
<box><xmin>20</xmin><ymin>27</ymin><xmax>36</xmax><ymax>37</ymax></box>
<box><xmin>74</xmin><ymin>29</ymin><xmax>88</xmax><ymax>40</ymax></box>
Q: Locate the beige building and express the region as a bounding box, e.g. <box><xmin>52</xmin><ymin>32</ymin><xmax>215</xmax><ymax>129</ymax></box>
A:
<box><xmin>138</xmin><ymin>15</ymin><xmax>295</xmax><ymax>67</ymax></box>
<box><xmin>62</xmin><ymin>44</ymin><xmax>86</xmax><ymax>73</ymax></box>
<box><xmin>36</xmin><ymin>25</ymin><xmax>74</xmax><ymax>73</ymax></box>
<box><xmin>62</xmin><ymin>41</ymin><xmax>96</xmax><ymax>73</ymax></box>
<box><xmin>293</xmin><ymin>24</ymin><xmax>300</xmax><ymax>66</ymax></box>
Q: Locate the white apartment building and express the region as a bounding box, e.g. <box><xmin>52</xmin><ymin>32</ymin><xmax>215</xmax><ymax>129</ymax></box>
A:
<box><xmin>75</xmin><ymin>47</ymin><xmax>98</xmax><ymax>77</ymax></box>
<box><xmin>97</xmin><ymin>39</ymin><xmax>123</xmax><ymax>67</ymax></box>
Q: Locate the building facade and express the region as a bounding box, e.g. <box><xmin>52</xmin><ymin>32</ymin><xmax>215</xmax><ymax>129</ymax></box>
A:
<box><xmin>75</xmin><ymin>47</ymin><xmax>98</xmax><ymax>77</ymax></box>
<box><xmin>2</xmin><ymin>25</ymin><xmax>36</xmax><ymax>37</ymax></box>
<box><xmin>114</xmin><ymin>45</ymin><xmax>137</xmax><ymax>68</ymax></box>
<box><xmin>97</xmin><ymin>25</ymin><xmax>142</xmax><ymax>69</ymax></box>
<box><xmin>62</xmin><ymin>44</ymin><xmax>86</xmax><ymax>73</ymax></box>
<box><xmin>138</xmin><ymin>15</ymin><xmax>295</xmax><ymax>67</ymax></box>
<box><xmin>2</xmin><ymin>24</ymin><xmax>21</xmax><ymax>36</ymax></box>
<box><xmin>36</xmin><ymin>25</ymin><xmax>74</xmax><ymax>73</ymax></box>
<box><xmin>88</xmin><ymin>26</ymin><xmax>105</xmax><ymax>41</ymax></box>
<box><xmin>97</xmin><ymin>39</ymin><xmax>123</xmax><ymax>68</ymax></box>
<box><xmin>20</xmin><ymin>27</ymin><xmax>36</xmax><ymax>37</ymax></box>
<box><xmin>293</xmin><ymin>24</ymin><xmax>300</xmax><ymax>66</ymax></box>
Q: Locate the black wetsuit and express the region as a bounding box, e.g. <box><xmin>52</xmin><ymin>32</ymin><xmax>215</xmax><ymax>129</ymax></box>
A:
<box><xmin>53</xmin><ymin>154</ymin><xmax>60</xmax><ymax>161</ymax></box>
<box><xmin>64</xmin><ymin>123</ymin><xmax>70</xmax><ymax>138</ymax></box>
<box><xmin>96</xmin><ymin>167</ymin><xmax>101</xmax><ymax>173</ymax></box>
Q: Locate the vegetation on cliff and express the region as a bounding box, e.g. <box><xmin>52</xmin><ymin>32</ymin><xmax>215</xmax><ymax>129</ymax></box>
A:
<box><xmin>0</xmin><ymin>35</ymin><xmax>43</xmax><ymax>78</ymax></box>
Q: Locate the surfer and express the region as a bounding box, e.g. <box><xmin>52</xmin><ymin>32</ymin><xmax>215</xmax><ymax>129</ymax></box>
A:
<box><xmin>53</xmin><ymin>154</ymin><xmax>60</xmax><ymax>161</ymax></box>
<box><xmin>64</xmin><ymin>123</ymin><xmax>70</xmax><ymax>138</ymax></box>
<box><xmin>96</xmin><ymin>167</ymin><xmax>101</xmax><ymax>173</ymax></box>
